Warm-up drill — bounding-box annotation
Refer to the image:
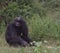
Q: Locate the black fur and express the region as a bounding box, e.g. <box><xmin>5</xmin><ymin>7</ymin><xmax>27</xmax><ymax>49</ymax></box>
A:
<box><xmin>5</xmin><ymin>17</ymin><xmax>32</xmax><ymax>47</ymax></box>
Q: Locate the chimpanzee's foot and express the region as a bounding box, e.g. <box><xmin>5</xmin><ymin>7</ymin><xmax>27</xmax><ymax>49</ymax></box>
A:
<box><xmin>29</xmin><ymin>41</ymin><xmax>36</xmax><ymax>46</ymax></box>
<box><xmin>20</xmin><ymin>41</ymin><xmax>29</xmax><ymax>47</ymax></box>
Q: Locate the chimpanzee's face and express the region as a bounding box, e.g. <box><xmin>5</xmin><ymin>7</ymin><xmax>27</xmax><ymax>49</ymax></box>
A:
<box><xmin>14</xmin><ymin>17</ymin><xmax>22</xmax><ymax>27</ymax></box>
<box><xmin>15</xmin><ymin>21</ymin><xmax>21</xmax><ymax>27</ymax></box>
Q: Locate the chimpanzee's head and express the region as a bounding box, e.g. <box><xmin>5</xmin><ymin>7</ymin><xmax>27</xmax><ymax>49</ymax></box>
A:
<box><xmin>13</xmin><ymin>16</ymin><xmax>25</xmax><ymax>27</ymax></box>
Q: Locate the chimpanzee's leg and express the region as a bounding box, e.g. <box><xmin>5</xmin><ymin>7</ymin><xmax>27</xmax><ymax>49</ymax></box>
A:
<box><xmin>18</xmin><ymin>37</ymin><xmax>29</xmax><ymax>46</ymax></box>
<box><xmin>21</xmin><ymin>35</ymin><xmax>33</xmax><ymax>43</ymax></box>
<box><xmin>21</xmin><ymin>35</ymin><xmax>36</xmax><ymax>46</ymax></box>
<box><xmin>8</xmin><ymin>37</ymin><xmax>29</xmax><ymax>47</ymax></box>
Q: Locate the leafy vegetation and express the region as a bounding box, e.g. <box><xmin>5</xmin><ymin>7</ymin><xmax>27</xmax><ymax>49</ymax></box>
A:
<box><xmin>0</xmin><ymin>42</ymin><xmax>60</xmax><ymax>53</ymax></box>
<box><xmin>0</xmin><ymin>0</ymin><xmax>60</xmax><ymax>53</ymax></box>
<box><xmin>0</xmin><ymin>0</ymin><xmax>60</xmax><ymax>40</ymax></box>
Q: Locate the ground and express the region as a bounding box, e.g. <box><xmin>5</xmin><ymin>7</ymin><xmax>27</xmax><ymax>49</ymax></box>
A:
<box><xmin>0</xmin><ymin>44</ymin><xmax>60</xmax><ymax>53</ymax></box>
<box><xmin>0</xmin><ymin>33</ymin><xmax>60</xmax><ymax>53</ymax></box>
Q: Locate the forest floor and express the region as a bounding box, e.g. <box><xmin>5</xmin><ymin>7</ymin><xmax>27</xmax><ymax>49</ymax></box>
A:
<box><xmin>0</xmin><ymin>44</ymin><xmax>60</xmax><ymax>53</ymax></box>
<box><xmin>0</xmin><ymin>38</ymin><xmax>60</xmax><ymax>53</ymax></box>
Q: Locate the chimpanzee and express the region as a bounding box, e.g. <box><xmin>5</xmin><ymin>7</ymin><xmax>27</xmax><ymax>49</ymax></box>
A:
<box><xmin>5</xmin><ymin>16</ymin><xmax>33</xmax><ymax>47</ymax></box>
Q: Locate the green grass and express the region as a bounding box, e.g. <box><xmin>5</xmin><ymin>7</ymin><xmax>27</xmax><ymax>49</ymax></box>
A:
<box><xmin>0</xmin><ymin>10</ymin><xmax>60</xmax><ymax>53</ymax></box>
<box><xmin>0</xmin><ymin>36</ymin><xmax>60</xmax><ymax>53</ymax></box>
<box><xmin>33</xmin><ymin>42</ymin><xmax>60</xmax><ymax>53</ymax></box>
<box><xmin>0</xmin><ymin>47</ymin><xmax>34</xmax><ymax>53</ymax></box>
<box><xmin>0</xmin><ymin>45</ymin><xmax>60</xmax><ymax>53</ymax></box>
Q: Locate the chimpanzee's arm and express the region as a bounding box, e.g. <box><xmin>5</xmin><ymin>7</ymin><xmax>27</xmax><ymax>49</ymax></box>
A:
<box><xmin>21</xmin><ymin>24</ymin><xmax>33</xmax><ymax>43</ymax></box>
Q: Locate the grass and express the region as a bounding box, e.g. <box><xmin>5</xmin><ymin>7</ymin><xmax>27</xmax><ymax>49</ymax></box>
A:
<box><xmin>0</xmin><ymin>44</ymin><xmax>60</xmax><ymax>53</ymax></box>
<box><xmin>0</xmin><ymin>35</ymin><xmax>60</xmax><ymax>53</ymax></box>
<box><xmin>33</xmin><ymin>41</ymin><xmax>60</xmax><ymax>53</ymax></box>
<box><xmin>0</xmin><ymin>10</ymin><xmax>60</xmax><ymax>53</ymax></box>
<box><xmin>0</xmin><ymin>47</ymin><xmax>34</xmax><ymax>53</ymax></box>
